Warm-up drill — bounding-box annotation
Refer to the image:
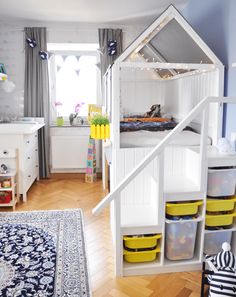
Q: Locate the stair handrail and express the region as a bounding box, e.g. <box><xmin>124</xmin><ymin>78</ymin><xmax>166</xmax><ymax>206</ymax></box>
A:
<box><xmin>92</xmin><ymin>96</ymin><xmax>231</xmax><ymax>215</ymax></box>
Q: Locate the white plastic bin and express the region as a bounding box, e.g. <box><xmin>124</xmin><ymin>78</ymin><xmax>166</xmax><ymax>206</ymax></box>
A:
<box><xmin>204</xmin><ymin>231</ymin><xmax>232</xmax><ymax>255</ymax></box>
<box><xmin>165</xmin><ymin>220</ymin><xmax>198</xmax><ymax>260</ymax></box>
<box><xmin>207</xmin><ymin>168</ymin><xmax>236</xmax><ymax>197</ymax></box>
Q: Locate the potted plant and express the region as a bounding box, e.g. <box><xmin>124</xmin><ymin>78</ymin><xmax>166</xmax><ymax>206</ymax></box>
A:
<box><xmin>69</xmin><ymin>102</ymin><xmax>85</xmax><ymax>126</ymax></box>
<box><xmin>55</xmin><ymin>101</ymin><xmax>64</xmax><ymax>126</ymax></box>
<box><xmin>90</xmin><ymin>114</ymin><xmax>110</xmax><ymax>139</ymax></box>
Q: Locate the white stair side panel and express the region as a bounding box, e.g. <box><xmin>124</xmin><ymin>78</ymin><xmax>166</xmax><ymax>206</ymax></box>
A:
<box><xmin>118</xmin><ymin>148</ymin><xmax>160</xmax><ymax>228</ymax></box>
<box><xmin>164</xmin><ymin>147</ymin><xmax>186</xmax><ymax>178</ymax></box>
<box><xmin>164</xmin><ymin>147</ymin><xmax>173</xmax><ymax>178</ymax></box>
<box><xmin>122</xmin><ymin>150</ymin><xmax>134</xmax><ymax>206</ymax></box>
<box><xmin>185</xmin><ymin>148</ymin><xmax>201</xmax><ymax>188</ymax></box>
<box><xmin>172</xmin><ymin>147</ymin><xmax>186</xmax><ymax>176</ymax></box>
<box><xmin>134</xmin><ymin>149</ymin><xmax>145</xmax><ymax>206</ymax></box>
<box><xmin>118</xmin><ymin>148</ymin><xmax>158</xmax><ymax>207</ymax></box>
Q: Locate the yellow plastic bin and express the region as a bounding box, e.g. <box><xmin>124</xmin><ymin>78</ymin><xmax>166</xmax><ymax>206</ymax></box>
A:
<box><xmin>206</xmin><ymin>197</ymin><xmax>236</xmax><ymax>212</ymax></box>
<box><xmin>166</xmin><ymin>201</ymin><xmax>203</xmax><ymax>216</ymax></box>
<box><xmin>123</xmin><ymin>247</ymin><xmax>161</xmax><ymax>263</ymax></box>
<box><xmin>123</xmin><ymin>234</ymin><xmax>162</xmax><ymax>249</ymax></box>
<box><xmin>205</xmin><ymin>213</ymin><xmax>236</xmax><ymax>227</ymax></box>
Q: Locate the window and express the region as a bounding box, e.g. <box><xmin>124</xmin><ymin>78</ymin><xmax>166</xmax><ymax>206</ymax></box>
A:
<box><xmin>48</xmin><ymin>43</ymin><xmax>100</xmax><ymax>122</ymax></box>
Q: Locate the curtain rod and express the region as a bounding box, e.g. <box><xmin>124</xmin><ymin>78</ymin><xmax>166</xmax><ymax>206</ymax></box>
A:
<box><xmin>0</xmin><ymin>27</ymin><xmax>130</xmax><ymax>33</ymax></box>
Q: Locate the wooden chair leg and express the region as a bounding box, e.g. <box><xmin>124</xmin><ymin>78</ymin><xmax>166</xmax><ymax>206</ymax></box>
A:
<box><xmin>201</xmin><ymin>262</ymin><xmax>206</xmax><ymax>297</ymax></box>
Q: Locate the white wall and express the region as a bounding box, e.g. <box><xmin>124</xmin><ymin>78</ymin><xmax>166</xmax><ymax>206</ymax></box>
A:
<box><xmin>0</xmin><ymin>23</ymin><xmax>24</xmax><ymax>116</ymax></box>
<box><xmin>0</xmin><ymin>21</ymin><xmax>146</xmax><ymax>117</ymax></box>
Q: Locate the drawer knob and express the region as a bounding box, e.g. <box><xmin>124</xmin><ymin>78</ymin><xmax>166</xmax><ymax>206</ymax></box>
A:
<box><xmin>26</xmin><ymin>141</ymin><xmax>30</xmax><ymax>144</ymax></box>
<box><xmin>27</xmin><ymin>157</ymin><xmax>30</xmax><ymax>159</ymax></box>
<box><xmin>28</xmin><ymin>175</ymin><xmax>31</xmax><ymax>178</ymax></box>
<box><xmin>36</xmin><ymin>165</ymin><xmax>39</xmax><ymax>168</ymax></box>
<box><xmin>3</xmin><ymin>150</ymin><xmax>8</xmax><ymax>155</ymax></box>
<box><xmin>35</xmin><ymin>149</ymin><xmax>38</xmax><ymax>152</ymax></box>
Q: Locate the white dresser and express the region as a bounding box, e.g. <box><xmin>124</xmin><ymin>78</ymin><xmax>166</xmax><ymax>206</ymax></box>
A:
<box><xmin>0</xmin><ymin>120</ymin><xmax>44</xmax><ymax>201</ymax></box>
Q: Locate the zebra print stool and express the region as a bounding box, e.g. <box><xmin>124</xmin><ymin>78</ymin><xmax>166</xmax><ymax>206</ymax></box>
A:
<box><xmin>205</xmin><ymin>242</ymin><xmax>236</xmax><ymax>297</ymax></box>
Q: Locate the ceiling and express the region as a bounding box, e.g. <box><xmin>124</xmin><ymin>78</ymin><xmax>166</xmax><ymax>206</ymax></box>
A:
<box><xmin>0</xmin><ymin>0</ymin><xmax>188</xmax><ymax>24</ymax></box>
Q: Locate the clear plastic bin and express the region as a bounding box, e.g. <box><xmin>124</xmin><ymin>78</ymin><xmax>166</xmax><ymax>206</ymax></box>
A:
<box><xmin>207</xmin><ymin>168</ymin><xmax>236</xmax><ymax>197</ymax></box>
<box><xmin>204</xmin><ymin>231</ymin><xmax>232</xmax><ymax>255</ymax></box>
<box><xmin>165</xmin><ymin>220</ymin><xmax>198</xmax><ymax>260</ymax></box>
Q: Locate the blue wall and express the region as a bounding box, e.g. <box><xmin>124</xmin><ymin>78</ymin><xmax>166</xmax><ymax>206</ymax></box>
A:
<box><xmin>181</xmin><ymin>0</ymin><xmax>236</xmax><ymax>138</ymax></box>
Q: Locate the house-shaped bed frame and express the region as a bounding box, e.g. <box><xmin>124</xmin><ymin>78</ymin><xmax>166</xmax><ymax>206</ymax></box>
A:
<box><xmin>93</xmin><ymin>5</ymin><xmax>236</xmax><ymax>277</ymax></box>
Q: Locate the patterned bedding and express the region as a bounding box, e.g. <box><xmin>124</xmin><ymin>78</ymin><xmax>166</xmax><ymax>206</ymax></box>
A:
<box><xmin>120</xmin><ymin>120</ymin><xmax>177</xmax><ymax>132</ymax></box>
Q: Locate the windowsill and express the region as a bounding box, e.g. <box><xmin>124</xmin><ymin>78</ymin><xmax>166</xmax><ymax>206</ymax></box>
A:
<box><xmin>50</xmin><ymin>124</ymin><xmax>90</xmax><ymax>128</ymax></box>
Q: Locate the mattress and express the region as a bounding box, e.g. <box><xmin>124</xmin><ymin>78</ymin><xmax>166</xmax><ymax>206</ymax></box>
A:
<box><xmin>120</xmin><ymin>130</ymin><xmax>211</xmax><ymax>148</ymax></box>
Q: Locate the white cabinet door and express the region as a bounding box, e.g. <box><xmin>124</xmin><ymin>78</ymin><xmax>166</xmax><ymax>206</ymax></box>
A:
<box><xmin>51</xmin><ymin>135</ymin><xmax>90</xmax><ymax>169</ymax></box>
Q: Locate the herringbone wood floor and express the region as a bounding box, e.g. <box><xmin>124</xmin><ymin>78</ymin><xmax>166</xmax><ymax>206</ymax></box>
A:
<box><xmin>4</xmin><ymin>175</ymin><xmax>206</xmax><ymax>297</ymax></box>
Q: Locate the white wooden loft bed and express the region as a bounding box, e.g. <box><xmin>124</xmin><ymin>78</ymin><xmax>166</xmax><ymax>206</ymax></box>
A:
<box><xmin>95</xmin><ymin>6</ymin><xmax>231</xmax><ymax>277</ymax></box>
<box><xmin>96</xmin><ymin>96</ymin><xmax>236</xmax><ymax>277</ymax></box>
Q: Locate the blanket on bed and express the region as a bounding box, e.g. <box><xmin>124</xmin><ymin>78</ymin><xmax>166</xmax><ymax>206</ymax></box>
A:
<box><xmin>120</xmin><ymin>120</ymin><xmax>177</xmax><ymax>132</ymax></box>
<box><xmin>122</xmin><ymin>117</ymin><xmax>170</xmax><ymax>123</ymax></box>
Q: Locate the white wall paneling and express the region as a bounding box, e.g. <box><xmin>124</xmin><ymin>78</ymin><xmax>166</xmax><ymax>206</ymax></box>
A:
<box><xmin>116</xmin><ymin>148</ymin><xmax>161</xmax><ymax>228</ymax></box>
<box><xmin>120</xmin><ymin>68</ymin><xmax>165</xmax><ymax>114</ymax></box>
<box><xmin>120</xmin><ymin>68</ymin><xmax>220</xmax><ymax>143</ymax></box>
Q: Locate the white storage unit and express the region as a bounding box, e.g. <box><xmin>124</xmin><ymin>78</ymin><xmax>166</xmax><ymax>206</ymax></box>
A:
<box><xmin>0</xmin><ymin>148</ymin><xmax>19</xmax><ymax>210</ymax></box>
<box><xmin>0</xmin><ymin>121</ymin><xmax>44</xmax><ymax>202</ymax></box>
<box><xmin>204</xmin><ymin>147</ymin><xmax>236</xmax><ymax>256</ymax></box>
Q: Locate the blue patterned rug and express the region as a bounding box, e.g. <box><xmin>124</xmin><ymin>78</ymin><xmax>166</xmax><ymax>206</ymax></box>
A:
<box><xmin>0</xmin><ymin>209</ymin><xmax>91</xmax><ymax>297</ymax></box>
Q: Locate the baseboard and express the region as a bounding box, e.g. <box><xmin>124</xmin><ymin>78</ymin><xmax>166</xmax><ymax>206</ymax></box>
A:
<box><xmin>49</xmin><ymin>172</ymin><xmax>102</xmax><ymax>179</ymax></box>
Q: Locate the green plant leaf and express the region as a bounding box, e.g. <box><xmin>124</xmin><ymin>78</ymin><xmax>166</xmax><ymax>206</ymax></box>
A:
<box><xmin>91</xmin><ymin>114</ymin><xmax>109</xmax><ymax>126</ymax></box>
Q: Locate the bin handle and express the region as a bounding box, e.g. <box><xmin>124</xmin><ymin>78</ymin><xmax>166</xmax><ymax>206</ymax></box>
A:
<box><xmin>207</xmin><ymin>197</ymin><xmax>236</xmax><ymax>204</ymax></box>
<box><xmin>123</xmin><ymin>234</ymin><xmax>162</xmax><ymax>241</ymax></box>
<box><xmin>206</xmin><ymin>212</ymin><xmax>236</xmax><ymax>219</ymax></box>
<box><xmin>123</xmin><ymin>246</ymin><xmax>161</xmax><ymax>255</ymax></box>
<box><xmin>166</xmin><ymin>200</ymin><xmax>203</xmax><ymax>207</ymax></box>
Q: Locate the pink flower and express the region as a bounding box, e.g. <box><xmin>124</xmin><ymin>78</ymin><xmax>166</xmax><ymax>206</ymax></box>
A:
<box><xmin>55</xmin><ymin>101</ymin><xmax>63</xmax><ymax>106</ymax></box>
<box><xmin>75</xmin><ymin>102</ymin><xmax>85</xmax><ymax>113</ymax></box>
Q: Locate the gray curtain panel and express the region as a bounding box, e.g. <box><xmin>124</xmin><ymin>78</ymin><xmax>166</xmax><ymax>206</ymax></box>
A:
<box><xmin>24</xmin><ymin>27</ymin><xmax>50</xmax><ymax>178</ymax></box>
<box><xmin>98</xmin><ymin>28</ymin><xmax>123</xmax><ymax>78</ymax></box>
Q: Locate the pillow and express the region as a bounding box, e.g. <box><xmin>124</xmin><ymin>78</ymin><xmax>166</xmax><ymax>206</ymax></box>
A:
<box><xmin>144</xmin><ymin>104</ymin><xmax>161</xmax><ymax>118</ymax></box>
